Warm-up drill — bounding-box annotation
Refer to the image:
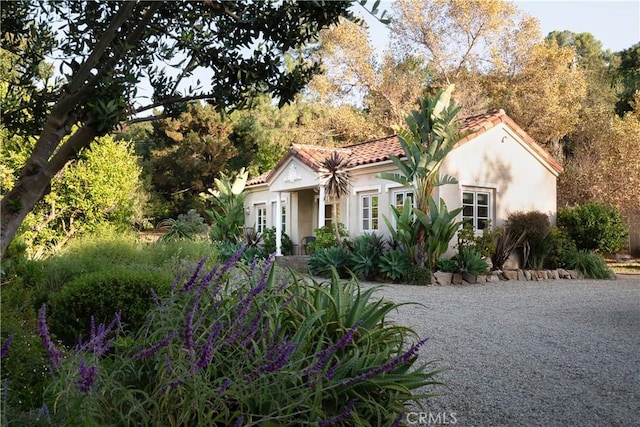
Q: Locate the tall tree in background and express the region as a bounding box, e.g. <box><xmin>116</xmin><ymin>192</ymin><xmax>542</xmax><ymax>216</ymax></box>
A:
<box><xmin>0</xmin><ymin>0</ymin><xmax>382</xmax><ymax>255</ymax></box>
<box><xmin>616</xmin><ymin>43</ymin><xmax>640</xmax><ymax>116</ymax></box>
<box><xmin>389</xmin><ymin>0</ymin><xmax>588</xmax><ymax>155</ymax></box>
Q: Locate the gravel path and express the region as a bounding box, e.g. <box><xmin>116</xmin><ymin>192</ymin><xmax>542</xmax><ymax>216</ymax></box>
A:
<box><xmin>362</xmin><ymin>275</ymin><xmax>640</xmax><ymax>427</ymax></box>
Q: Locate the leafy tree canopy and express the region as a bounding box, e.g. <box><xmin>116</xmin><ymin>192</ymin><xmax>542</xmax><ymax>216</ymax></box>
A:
<box><xmin>0</xmin><ymin>0</ymin><xmax>385</xmax><ymax>255</ymax></box>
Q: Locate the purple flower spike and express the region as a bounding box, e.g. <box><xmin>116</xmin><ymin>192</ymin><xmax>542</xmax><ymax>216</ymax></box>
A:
<box><xmin>304</xmin><ymin>322</ymin><xmax>361</xmax><ymax>387</ymax></box>
<box><xmin>1</xmin><ymin>335</ymin><xmax>14</xmax><ymax>359</ymax></box>
<box><xmin>341</xmin><ymin>337</ymin><xmax>428</xmax><ymax>387</ymax></box>
<box><xmin>217</xmin><ymin>378</ymin><xmax>231</xmax><ymax>394</ymax></box>
<box><xmin>218</xmin><ymin>244</ymin><xmax>246</xmax><ymax>277</ymax></box>
<box><xmin>76</xmin><ymin>357</ymin><xmax>99</xmax><ymax>393</ymax></box>
<box><xmin>37</xmin><ymin>304</ymin><xmax>63</xmax><ymax>369</ymax></box>
<box><xmin>135</xmin><ymin>331</ymin><xmax>177</xmax><ymax>359</ymax></box>
<box><xmin>233</xmin><ymin>415</ymin><xmax>244</xmax><ymax>427</ymax></box>
<box><xmin>318</xmin><ymin>398</ymin><xmax>357</xmax><ymax>426</ymax></box>
<box><xmin>180</xmin><ymin>257</ymin><xmax>208</xmax><ymax>293</ymax></box>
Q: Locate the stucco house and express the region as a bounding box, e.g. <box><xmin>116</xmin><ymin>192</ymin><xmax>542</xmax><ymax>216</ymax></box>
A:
<box><xmin>244</xmin><ymin>109</ymin><xmax>563</xmax><ymax>256</ymax></box>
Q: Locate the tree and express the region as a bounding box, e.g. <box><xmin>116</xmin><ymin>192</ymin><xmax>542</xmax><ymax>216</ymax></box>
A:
<box><xmin>318</xmin><ymin>152</ymin><xmax>352</xmax><ymax>248</ymax></box>
<box><xmin>378</xmin><ymin>85</ymin><xmax>463</xmax><ymax>268</ymax></box>
<box><xmin>615</xmin><ymin>43</ymin><xmax>640</xmax><ymax>116</ymax></box>
<box><xmin>389</xmin><ymin>0</ymin><xmax>588</xmax><ymax>153</ymax></box>
<box><xmin>1</xmin><ymin>131</ymin><xmax>145</xmax><ymax>257</ymax></box>
<box><xmin>0</xmin><ymin>0</ymin><xmax>381</xmax><ymax>255</ymax></box>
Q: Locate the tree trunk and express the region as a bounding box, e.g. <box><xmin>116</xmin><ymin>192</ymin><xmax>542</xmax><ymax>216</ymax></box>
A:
<box><xmin>1</xmin><ymin>121</ymin><xmax>96</xmax><ymax>256</ymax></box>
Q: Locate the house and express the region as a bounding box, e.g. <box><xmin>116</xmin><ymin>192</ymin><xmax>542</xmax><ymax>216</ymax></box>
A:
<box><xmin>244</xmin><ymin>109</ymin><xmax>563</xmax><ymax>256</ymax></box>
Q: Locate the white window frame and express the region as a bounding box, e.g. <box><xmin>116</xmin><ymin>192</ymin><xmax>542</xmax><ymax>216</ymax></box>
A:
<box><xmin>461</xmin><ymin>188</ymin><xmax>492</xmax><ymax>232</ymax></box>
<box><xmin>392</xmin><ymin>188</ymin><xmax>414</xmax><ymax>214</ymax></box>
<box><xmin>360</xmin><ymin>193</ymin><xmax>379</xmax><ymax>232</ymax></box>
<box><xmin>255</xmin><ymin>205</ymin><xmax>267</xmax><ymax>233</ymax></box>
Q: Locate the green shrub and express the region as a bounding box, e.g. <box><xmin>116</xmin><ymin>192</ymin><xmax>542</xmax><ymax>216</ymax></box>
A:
<box><xmin>436</xmin><ymin>258</ymin><xmax>458</xmax><ymax>273</ymax></box>
<box><xmin>456</xmin><ymin>221</ymin><xmax>498</xmax><ymax>259</ymax></box>
<box><xmin>308</xmin><ymin>247</ymin><xmax>351</xmax><ymax>278</ymax></box>
<box><xmin>26</xmin><ymin>252</ymin><xmax>437</xmax><ymax>425</ymax></box>
<box><xmin>49</xmin><ymin>266</ymin><xmax>173</xmax><ymax>345</ymax></box>
<box><xmin>546</xmin><ymin>227</ymin><xmax>579</xmax><ymax>269</ymax></box>
<box><xmin>157</xmin><ymin>209</ymin><xmax>208</xmax><ymax>242</ymax></box>
<box><xmin>558</xmin><ymin>202</ymin><xmax>629</xmax><ymax>253</ymax></box>
<box><xmin>307</xmin><ymin>224</ymin><xmax>349</xmax><ymax>252</ymax></box>
<box><xmin>573</xmin><ymin>251</ymin><xmax>616</xmax><ymax>279</ymax></box>
<box><xmin>454</xmin><ymin>248</ymin><xmax>489</xmax><ymax>276</ymax></box>
<box><xmin>407</xmin><ymin>266</ymin><xmax>432</xmax><ymax>285</ymax></box>
<box><xmin>0</xmin><ymin>284</ymin><xmax>51</xmax><ymax>412</ymax></box>
<box><xmin>261</xmin><ymin>227</ymin><xmax>293</xmax><ymax>256</ymax></box>
<box><xmin>506</xmin><ymin>211</ymin><xmax>551</xmax><ymax>268</ymax></box>
<box><xmin>379</xmin><ymin>249</ymin><xmax>411</xmax><ymax>282</ymax></box>
<box><xmin>349</xmin><ymin>232</ymin><xmax>386</xmax><ymax>280</ymax></box>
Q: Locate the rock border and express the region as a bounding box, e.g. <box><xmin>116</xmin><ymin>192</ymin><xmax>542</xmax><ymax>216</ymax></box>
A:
<box><xmin>432</xmin><ymin>268</ymin><xmax>581</xmax><ymax>286</ymax></box>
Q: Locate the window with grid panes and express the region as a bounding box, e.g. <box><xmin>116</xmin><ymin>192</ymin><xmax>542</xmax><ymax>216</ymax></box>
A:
<box><xmin>462</xmin><ymin>190</ymin><xmax>491</xmax><ymax>230</ymax></box>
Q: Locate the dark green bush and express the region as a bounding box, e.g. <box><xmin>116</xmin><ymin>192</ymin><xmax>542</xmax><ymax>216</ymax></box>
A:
<box><xmin>454</xmin><ymin>248</ymin><xmax>489</xmax><ymax>276</ymax></box>
<box><xmin>436</xmin><ymin>258</ymin><xmax>458</xmax><ymax>273</ymax></box>
<box><xmin>558</xmin><ymin>202</ymin><xmax>629</xmax><ymax>253</ymax></box>
<box><xmin>546</xmin><ymin>227</ymin><xmax>579</xmax><ymax>269</ymax></box>
<box><xmin>349</xmin><ymin>232</ymin><xmax>386</xmax><ymax>280</ymax></box>
<box><xmin>379</xmin><ymin>249</ymin><xmax>411</xmax><ymax>282</ymax></box>
<box><xmin>261</xmin><ymin>227</ymin><xmax>293</xmax><ymax>256</ymax></box>
<box><xmin>308</xmin><ymin>247</ymin><xmax>351</xmax><ymax>278</ymax></box>
<box><xmin>49</xmin><ymin>267</ymin><xmax>173</xmax><ymax>345</ymax></box>
<box><xmin>573</xmin><ymin>251</ymin><xmax>616</xmax><ymax>279</ymax></box>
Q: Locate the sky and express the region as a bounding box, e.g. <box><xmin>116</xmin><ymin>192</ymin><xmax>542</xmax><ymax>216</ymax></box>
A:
<box><xmin>362</xmin><ymin>0</ymin><xmax>640</xmax><ymax>54</ymax></box>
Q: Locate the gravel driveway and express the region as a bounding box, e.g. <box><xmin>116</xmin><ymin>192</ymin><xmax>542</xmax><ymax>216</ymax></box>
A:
<box><xmin>362</xmin><ymin>275</ymin><xmax>640</xmax><ymax>426</ymax></box>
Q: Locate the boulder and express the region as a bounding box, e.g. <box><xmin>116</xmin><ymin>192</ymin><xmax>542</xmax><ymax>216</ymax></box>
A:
<box><xmin>517</xmin><ymin>269</ymin><xmax>526</xmax><ymax>281</ymax></box>
<box><xmin>503</xmin><ymin>270</ymin><xmax>518</xmax><ymax>281</ymax></box>
<box><xmin>452</xmin><ymin>273</ymin><xmax>463</xmax><ymax>285</ymax></box>
<box><xmin>434</xmin><ymin>271</ymin><xmax>453</xmax><ymax>286</ymax></box>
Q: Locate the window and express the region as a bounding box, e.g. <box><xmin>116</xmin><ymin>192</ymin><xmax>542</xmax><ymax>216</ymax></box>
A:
<box><xmin>462</xmin><ymin>190</ymin><xmax>491</xmax><ymax>230</ymax></box>
<box><xmin>393</xmin><ymin>189</ymin><xmax>414</xmax><ymax>214</ymax></box>
<box><xmin>255</xmin><ymin>205</ymin><xmax>267</xmax><ymax>233</ymax></box>
<box><xmin>361</xmin><ymin>194</ymin><xmax>379</xmax><ymax>231</ymax></box>
<box><xmin>271</xmin><ymin>203</ymin><xmax>286</xmax><ymax>231</ymax></box>
<box><xmin>324</xmin><ymin>203</ymin><xmax>340</xmax><ymax>227</ymax></box>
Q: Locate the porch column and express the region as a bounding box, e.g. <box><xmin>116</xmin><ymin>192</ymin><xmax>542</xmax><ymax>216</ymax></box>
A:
<box><xmin>318</xmin><ymin>185</ymin><xmax>326</xmax><ymax>229</ymax></box>
<box><xmin>276</xmin><ymin>191</ymin><xmax>282</xmax><ymax>256</ymax></box>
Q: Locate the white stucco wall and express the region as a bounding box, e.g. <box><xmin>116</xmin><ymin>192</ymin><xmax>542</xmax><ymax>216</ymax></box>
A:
<box><xmin>245</xmin><ymin>123</ymin><xmax>559</xmax><ymax>257</ymax></box>
<box><xmin>440</xmin><ymin>124</ymin><xmax>558</xmax><ymax>228</ymax></box>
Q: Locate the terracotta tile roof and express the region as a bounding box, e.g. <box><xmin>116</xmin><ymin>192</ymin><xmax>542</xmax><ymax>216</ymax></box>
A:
<box><xmin>246</xmin><ymin>109</ymin><xmax>562</xmax><ymax>186</ymax></box>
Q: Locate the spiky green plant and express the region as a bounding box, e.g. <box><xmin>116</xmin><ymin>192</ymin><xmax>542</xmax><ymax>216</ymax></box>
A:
<box><xmin>318</xmin><ymin>152</ymin><xmax>352</xmax><ymax>248</ymax></box>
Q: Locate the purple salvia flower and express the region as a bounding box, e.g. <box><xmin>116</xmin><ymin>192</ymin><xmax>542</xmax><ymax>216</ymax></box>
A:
<box><xmin>233</xmin><ymin>415</ymin><xmax>244</xmax><ymax>427</ymax></box>
<box><xmin>254</xmin><ymin>342</ymin><xmax>297</xmax><ymax>375</ymax></box>
<box><xmin>218</xmin><ymin>244</ymin><xmax>246</xmax><ymax>277</ymax></box>
<box><xmin>318</xmin><ymin>398</ymin><xmax>357</xmax><ymax>426</ymax></box>
<box><xmin>304</xmin><ymin>322</ymin><xmax>361</xmax><ymax>387</ymax></box>
<box><xmin>324</xmin><ymin>363</ymin><xmax>339</xmax><ymax>382</ymax></box>
<box><xmin>392</xmin><ymin>411</ymin><xmax>405</xmax><ymax>427</ymax></box>
<box><xmin>199</xmin><ymin>264</ymin><xmax>219</xmax><ymax>291</ymax></box>
<box><xmin>1</xmin><ymin>335</ymin><xmax>14</xmax><ymax>359</ymax></box>
<box><xmin>135</xmin><ymin>331</ymin><xmax>177</xmax><ymax>359</ymax></box>
<box><xmin>76</xmin><ymin>357</ymin><xmax>99</xmax><ymax>393</ymax></box>
<box><xmin>238</xmin><ymin>306</ymin><xmax>267</xmax><ymax>349</ymax></box>
<box><xmin>194</xmin><ymin>323</ymin><xmax>222</xmax><ymax>372</ymax></box>
<box><xmin>37</xmin><ymin>304</ymin><xmax>63</xmax><ymax>369</ymax></box>
<box><xmin>341</xmin><ymin>337</ymin><xmax>428</xmax><ymax>387</ymax></box>
<box><xmin>150</xmin><ymin>288</ymin><xmax>161</xmax><ymax>306</ymax></box>
<box><xmin>216</xmin><ymin>378</ymin><xmax>231</xmax><ymax>394</ymax></box>
<box><xmin>183</xmin><ymin>309</ymin><xmax>195</xmax><ymax>351</ymax></box>
<box><xmin>180</xmin><ymin>257</ymin><xmax>208</xmax><ymax>293</ymax></box>
<box><xmin>77</xmin><ymin>313</ymin><xmax>121</xmax><ymax>356</ymax></box>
